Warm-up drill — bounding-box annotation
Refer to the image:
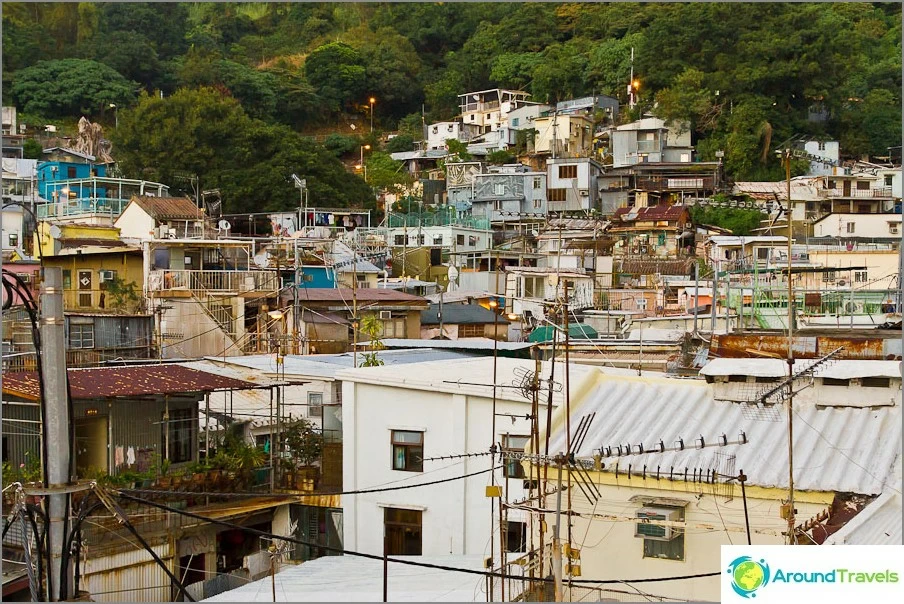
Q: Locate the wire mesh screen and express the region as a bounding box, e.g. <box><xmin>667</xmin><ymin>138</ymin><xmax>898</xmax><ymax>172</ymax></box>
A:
<box><xmin>740</xmin><ymin>400</ymin><xmax>784</xmax><ymax>422</ymax></box>
<box><xmin>711</xmin><ymin>452</ymin><xmax>737</xmax><ymax>502</ymax></box>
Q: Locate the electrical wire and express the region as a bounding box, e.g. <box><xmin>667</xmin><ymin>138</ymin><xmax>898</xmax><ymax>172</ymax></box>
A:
<box><xmin>112</xmin><ymin>490</ymin><xmax>722</xmax><ymax>585</ymax></box>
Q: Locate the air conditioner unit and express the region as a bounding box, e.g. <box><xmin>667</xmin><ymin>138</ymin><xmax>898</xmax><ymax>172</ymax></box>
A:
<box><xmin>154</xmin><ymin>225</ymin><xmax>168</xmax><ymax>239</ymax></box>
<box><xmin>891</xmin><ymin>226</ymin><xmax>900</xmax><ymax>235</ymax></box>
<box><xmin>578</xmin><ymin>189</ymin><xmax>589</xmax><ymax>197</ymax></box>
<box><xmin>379</xmin><ymin>310</ymin><xmax>392</xmax><ymax>320</ymax></box>
<box><xmin>843</xmin><ymin>301</ymin><xmax>864</xmax><ymax>314</ymax></box>
<box><xmin>635</xmin><ymin>507</ymin><xmax>682</xmax><ymax>541</ymax></box>
<box><xmin>99</xmin><ymin>270</ymin><xmax>115</xmax><ymax>283</ymax></box>
<box><xmin>167</xmin><ymin>228</ymin><xmax>177</xmax><ymax>239</ymax></box>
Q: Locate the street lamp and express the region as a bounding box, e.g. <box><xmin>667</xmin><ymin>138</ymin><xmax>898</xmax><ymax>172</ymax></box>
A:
<box><xmin>369</xmin><ymin>97</ymin><xmax>376</xmax><ymax>133</ymax></box>
<box><xmin>358</xmin><ymin>144</ymin><xmax>371</xmax><ymax>182</ymax></box>
<box><xmin>109</xmin><ymin>103</ymin><xmax>118</xmax><ymax>129</ymax></box>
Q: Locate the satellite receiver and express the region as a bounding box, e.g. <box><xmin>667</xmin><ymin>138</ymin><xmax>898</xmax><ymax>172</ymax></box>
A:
<box><xmin>547</xmin><ymin>273</ymin><xmax>559</xmax><ymax>288</ymax></box>
<box><xmin>218</xmin><ymin>219</ymin><xmax>231</xmax><ymax>231</ymax></box>
<box><xmin>49</xmin><ymin>225</ymin><xmax>62</xmax><ymax>239</ymax></box>
<box><xmin>253</xmin><ymin>252</ymin><xmax>271</xmax><ymax>269</ymax></box>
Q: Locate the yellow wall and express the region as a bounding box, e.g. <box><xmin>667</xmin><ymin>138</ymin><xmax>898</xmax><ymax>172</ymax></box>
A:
<box><xmin>35</xmin><ymin>222</ymin><xmax>123</xmax><ymax>258</ymax></box>
<box><xmin>43</xmin><ymin>251</ymin><xmax>144</xmax><ymax>312</ymax></box>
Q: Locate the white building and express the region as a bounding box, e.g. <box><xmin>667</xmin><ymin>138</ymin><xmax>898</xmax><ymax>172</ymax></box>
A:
<box><xmin>340</xmin><ymin>357</ymin><xmax>562</xmax><ymax>560</ymax></box>
<box><xmin>609</xmin><ymin>117</ymin><xmax>693</xmax><ymax>168</ymax></box>
<box><xmin>537</xmin><ymin>366</ymin><xmax>901</xmax><ymax>602</ymax></box>
<box><xmin>386</xmin><ymin>224</ymin><xmax>492</xmax><ymax>252</ymax></box>
<box><xmin>425</xmin><ymin>121</ymin><xmax>481</xmax><ymax>151</ymax></box>
<box><xmin>504</xmin><ymin>266</ymin><xmax>596</xmax><ymax>321</ymax></box>
<box><xmin>812</xmin><ymin>212</ymin><xmax>902</xmax><ymax>239</ymax></box>
<box><xmin>507</xmin><ymin>103</ymin><xmax>553</xmax><ymax>132</ymax></box>
<box><xmin>115</xmin><ymin>196</ymin><xmax>206</xmax><ymax>240</ymax></box>
<box><xmin>531</xmin><ymin>113</ymin><xmax>594</xmax><ymax>158</ymax></box>
<box><xmin>458</xmin><ymin>89</ymin><xmax>532</xmax><ymax>134</ymax></box>
<box><xmin>545</xmin><ymin>157</ymin><xmax>604</xmax><ymax>213</ymax></box>
<box><xmin>803</xmin><ymin>140</ymin><xmax>841</xmax><ymax>176</ymax></box>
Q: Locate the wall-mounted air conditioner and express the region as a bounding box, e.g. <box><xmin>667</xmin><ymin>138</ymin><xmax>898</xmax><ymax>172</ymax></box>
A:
<box><xmin>635</xmin><ymin>507</ymin><xmax>682</xmax><ymax>541</ymax></box>
<box><xmin>579</xmin><ymin>189</ymin><xmax>589</xmax><ymax>197</ymax></box>
<box><xmin>379</xmin><ymin>310</ymin><xmax>392</xmax><ymax>320</ymax></box>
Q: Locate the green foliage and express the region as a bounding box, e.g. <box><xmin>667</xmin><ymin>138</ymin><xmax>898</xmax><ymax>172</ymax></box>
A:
<box><xmin>358</xmin><ymin>313</ymin><xmax>385</xmax><ymax>367</ymax></box>
<box><xmin>282</xmin><ymin>418</ymin><xmax>323</xmax><ymax>467</ymax></box>
<box><xmin>445</xmin><ymin>139</ymin><xmax>472</xmax><ymax>161</ymax></box>
<box><xmin>322</xmin><ymin>134</ymin><xmax>360</xmax><ymax>157</ymax></box>
<box><xmin>486</xmin><ymin>150</ymin><xmax>516</xmax><ymax>165</ymax></box>
<box><xmin>386</xmin><ymin>134</ymin><xmax>415</xmax><ymax>153</ymax></box>
<box><xmin>364</xmin><ymin>152</ymin><xmax>413</xmax><ymax>194</ymax></box>
<box><xmin>22</xmin><ymin>139</ymin><xmax>42</xmax><ymax>159</ymax></box>
<box><xmin>653</xmin><ymin>68</ymin><xmax>717</xmax><ymax>135</ymax></box>
<box><xmin>104</xmin><ymin>277</ymin><xmax>141</xmax><ymax>313</ymax></box>
<box><xmin>690</xmin><ymin>206</ymin><xmax>765</xmax><ymax>236</ymax></box>
<box><xmin>10</xmin><ymin>59</ymin><xmax>137</xmax><ymax>117</ymax></box>
<box><xmin>305</xmin><ymin>41</ymin><xmax>366</xmax><ymax>112</ymax></box>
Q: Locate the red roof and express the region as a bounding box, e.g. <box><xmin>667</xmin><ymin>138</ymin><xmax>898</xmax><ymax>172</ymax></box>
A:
<box><xmin>289</xmin><ymin>288</ymin><xmax>429</xmax><ymax>305</ymax></box>
<box><xmin>613</xmin><ymin>205</ymin><xmax>688</xmax><ymax>222</ymax></box>
<box><xmin>2</xmin><ymin>365</ymin><xmax>259</xmax><ymax>401</ymax></box>
<box><xmin>129</xmin><ymin>196</ymin><xmax>205</xmax><ymax>220</ymax></box>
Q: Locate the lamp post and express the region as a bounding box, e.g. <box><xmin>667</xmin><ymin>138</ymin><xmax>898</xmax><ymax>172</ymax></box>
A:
<box><xmin>109</xmin><ymin>103</ymin><xmax>118</xmax><ymax>129</ymax></box>
<box><xmin>369</xmin><ymin>97</ymin><xmax>376</xmax><ymax>133</ymax></box>
<box><xmin>358</xmin><ymin>144</ymin><xmax>371</xmax><ymax>182</ymax></box>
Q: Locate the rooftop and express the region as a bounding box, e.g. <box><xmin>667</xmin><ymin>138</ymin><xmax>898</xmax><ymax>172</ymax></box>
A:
<box><xmin>287</xmin><ymin>288</ymin><xmax>428</xmax><ymax>305</ymax></box>
<box><xmin>2</xmin><ymin>365</ymin><xmax>261</xmax><ymax>400</ymax></box>
<box><xmin>544</xmin><ymin>369</ymin><xmax>901</xmax><ymax>494</ymax></box>
<box><xmin>420</xmin><ymin>302</ymin><xmax>508</xmax><ymax>326</ymax></box>
<box><xmin>128</xmin><ymin>196</ymin><xmax>205</xmax><ymax>220</ymax></box>
<box><xmin>700</xmin><ymin>358</ymin><xmax>902</xmax><ymax>380</ymax></box>
<box><xmin>612</xmin><ymin>205</ymin><xmax>688</xmax><ymax>222</ymax></box>
<box><xmin>203</xmin><ymin>554</ymin><xmax>488</xmax><ymax>602</ymax></box>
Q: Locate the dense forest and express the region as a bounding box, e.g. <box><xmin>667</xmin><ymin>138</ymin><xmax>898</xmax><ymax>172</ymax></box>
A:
<box><xmin>2</xmin><ymin>2</ymin><xmax>901</xmax><ymax>213</ymax></box>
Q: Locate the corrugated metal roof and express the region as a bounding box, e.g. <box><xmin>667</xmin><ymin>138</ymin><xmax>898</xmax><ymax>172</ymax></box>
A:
<box><xmin>129</xmin><ymin>196</ymin><xmax>205</xmax><ymax>220</ymax></box>
<box><xmin>825</xmin><ymin>491</ymin><xmax>902</xmax><ymax>545</ymax></box>
<box><xmin>545</xmin><ymin>370</ymin><xmax>901</xmax><ymax>494</ymax></box>
<box><xmin>613</xmin><ymin>205</ymin><xmax>688</xmax><ymax>222</ymax></box>
<box><xmin>2</xmin><ymin>365</ymin><xmax>260</xmax><ymax>400</ymax></box>
<box><xmin>203</xmin><ymin>555</ymin><xmax>487</xmax><ymax>602</ymax></box>
<box><xmin>700</xmin><ymin>358</ymin><xmax>902</xmax><ymax>379</ymax></box>
<box><xmin>420</xmin><ymin>303</ymin><xmax>508</xmax><ymax>326</ymax></box>
<box><xmin>291</xmin><ymin>288</ymin><xmax>428</xmax><ymax>304</ymax></box>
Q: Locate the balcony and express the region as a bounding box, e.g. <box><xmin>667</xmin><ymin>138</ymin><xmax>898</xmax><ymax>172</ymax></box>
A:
<box><xmin>36</xmin><ymin>197</ymin><xmax>127</xmax><ymax>220</ymax></box>
<box><xmin>823</xmin><ymin>186</ymin><xmax>894</xmax><ymax>199</ymax></box>
<box><xmin>38</xmin><ymin>176</ymin><xmax>170</xmax><ymax>221</ymax></box>
<box><xmin>148</xmin><ymin>269</ymin><xmax>280</xmax><ymax>293</ymax></box>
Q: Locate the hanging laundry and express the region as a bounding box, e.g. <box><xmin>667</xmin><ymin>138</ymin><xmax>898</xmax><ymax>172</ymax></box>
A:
<box><xmin>126</xmin><ymin>446</ymin><xmax>136</xmax><ymax>466</ymax></box>
<box><xmin>114</xmin><ymin>446</ymin><xmax>124</xmax><ymax>467</ymax></box>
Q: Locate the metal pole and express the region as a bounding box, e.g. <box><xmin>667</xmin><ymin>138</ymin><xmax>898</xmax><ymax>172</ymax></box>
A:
<box><xmin>693</xmin><ymin>260</ymin><xmax>699</xmax><ymax>332</ymax></box>
<box><xmin>269</xmin><ymin>388</ymin><xmax>275</xmax><ymax>492</ymax></box>
<box><xmin>552</xmin><ymin>457</ymin><xmax>564</xmax><ymax>602</ymax></box>
<box><xmin>40</xmin><ymin>266</ymin><xmax>72</xmax><ymax>601</ymax></box>
<box><xmin>739</xmin><ymin>470</ymin><xmax>752</xmax><ymax>545</ymax></box>
<box><xmin>353</xmin><ymin>241</ymin><xmax>358</xmax><ymax>367</ymax></box>
<box><xmin>784</xmin><ymin>150</ymin><xmax>796</xmax><ymax>545</ymax></box>
<box><xmin>383</xmin><ymin>551</ymin><xmax>388</xmax><ymax>602</ymax></box>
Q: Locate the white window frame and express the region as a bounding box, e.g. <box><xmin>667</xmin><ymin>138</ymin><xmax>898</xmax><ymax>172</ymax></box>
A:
<box><xmin>308</xmin><ymin>392</ymin><xmax>323</xmax><ymax>417</ymax></box>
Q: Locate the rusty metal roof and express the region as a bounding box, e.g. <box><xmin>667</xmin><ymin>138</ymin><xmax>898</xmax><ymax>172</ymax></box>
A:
<box><xmin>129</xmin><ymin>196</ymin><xmax>205</xmax><ymax>220</ymax></box>
<box><xmin>2</xmin><ymin>365</ymin><xmax>261</xmax><ymax>401</ymax></box>
<box><xmin>286</xmin><ymin>288</ymin><xmax>428</xmax><ymax>305</ymax></box>
<box><xmin>613</xmin><ymin>205</ymin><xmax>688</xmax><ymax>222</ymax></box>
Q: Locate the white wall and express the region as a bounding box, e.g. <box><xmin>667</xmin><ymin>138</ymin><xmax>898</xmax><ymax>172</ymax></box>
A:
<box><xmin>1</xmin><ymin>207</ymin><xmax>24</xmax><ymax>249</ymax></box>
<box><xmin>342</xmin><ymin>381</ymin><xmax>539</xmax><ymax>558</ymax></box>
<box><xmin>114</xmin><ymin>203</ymin><xmax>156</xmax><ymax>240</ymax></box>
<box><xmin>813</xmin><ymin>213</ymin><xmax>901</xmax><ymax>239</ymax></box>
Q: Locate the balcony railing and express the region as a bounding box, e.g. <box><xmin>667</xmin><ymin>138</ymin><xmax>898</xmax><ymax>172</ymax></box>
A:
<box><xmin>36</xmin><ymin>198</ymin><xmax>127</xmax><ymax>219</ymax></box>
<box><xmin>823</xmin><ymin>186</ymin><xmax>893</xmax><ymax>199</ymax></box>
<box><xmin>148</xmin><ymin>269</ymin><xmax>280</xmax><ymax>293</ymax></box>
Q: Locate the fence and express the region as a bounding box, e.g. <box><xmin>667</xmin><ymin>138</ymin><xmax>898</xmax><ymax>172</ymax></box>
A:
<box><xmin>147</xmin><ymin>270</ymin><xmax>280</xmax><ymax>293</ymax></box>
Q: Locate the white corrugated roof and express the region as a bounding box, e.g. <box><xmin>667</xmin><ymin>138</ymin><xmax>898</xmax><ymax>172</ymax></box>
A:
<box><xmin>544</xmin><ymin>370</ymin><xmax>901</xmax><ymax>494</ymax></box>
<box><xmin>825</xmin><ymin>491</ymin><xmax>902</xmax><ymax>545</ymax></box>
<box><xmin>203</xmin><ymin>554</ymin><xmax>487</xmax><ymax>602</ymax></box>
<box><xmin>700</xmin><ymin>358</ymin><xmax>902</xmax><ymax>379</ymax></box>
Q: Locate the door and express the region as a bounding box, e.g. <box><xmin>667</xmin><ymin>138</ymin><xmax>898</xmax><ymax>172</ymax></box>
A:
<box><xmin>383</xmin><ymin>508</ymin><xmax>422</xmax><ymax>555</ymax></box>
<box><xmin>75</xmin><ymin>416</ymin><xmax>108</xmax><ymax>476</ymax></box>
<box><xmin>77</xmin><ymin>270</ymin><xmax>92</xmax><ymax>307</ymax></box>
<box><xmin>842</xmin><ymin>179</ymin><xmax>851</xmax><ymax>197</ymax></box>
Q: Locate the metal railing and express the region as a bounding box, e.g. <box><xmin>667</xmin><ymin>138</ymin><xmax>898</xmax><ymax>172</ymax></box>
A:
<box><xmin>36</xmin><ymin>197</ymin><xmax>127</xmax><ymax>219</ymax></box>
<box><xmin>823</xmin><ymin>186</ymin><xmax>893</xmax><ymax>199</ymax></box>
<box><xmin>147</xmin><ymin>270</ymin><xmax>280</xmax><ymax>292</ymax></box>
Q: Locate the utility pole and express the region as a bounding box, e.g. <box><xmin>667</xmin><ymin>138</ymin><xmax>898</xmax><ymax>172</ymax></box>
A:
<box><xmin>40</xmin><ymin>267</ymin><xmax>73</xmax><ymax>601</ymax></box>
<box><xmin>783</xmin><ymin>149</ymin><xmax>797</xmax><ymax>545</ymax></box>
<box><xmin>352</xmin><ymin>241</ymin><xmax>359</xmax><ymax>367</ymax></box>
<box><xmin>552</xmin><ymin>456</ymin><xmax>564</xmax><ymax>603</ymax></box>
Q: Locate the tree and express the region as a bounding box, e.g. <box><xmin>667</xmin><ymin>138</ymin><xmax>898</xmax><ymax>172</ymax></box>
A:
<box><xmin>358</xmin><ymin>314</ymin><xmax>385</xmax><ymax>367</ymax></box>
<box><xmin>386</xmin><ymin>134</ymin><xmax>415</xmax><ymax>153</ymax></box>
<box><xmin>653</xmin><ymin>68</ymin><xmax>718</xmax><ymax>135</ymax></box>
<box><xmin>304</xmin><ymin>41</ymin><xmax>366</xmax><ymax>112</ymax></box>
<box><xmin>90</xmin><ymin>31</ymin><xmax>166</xmax><ymax>91</ymax></box>
<box><xmin>486</xmin><ymin>149</ymin><xmax>516</xmax><ymax>165</ymax></box>
<box><xmin>364</xmin><ymin>152</ymin><xmax>413</xmax><ymax>195</ymax></box>
<box><xmin>11</xmin><ymin>59</ymin><xmax>137</xmax><ymax>117</ymax></box>
<box><xmin>689</xmin><ymin>206</ymin><xmax>765</xmax><ymax>236</ymax></box>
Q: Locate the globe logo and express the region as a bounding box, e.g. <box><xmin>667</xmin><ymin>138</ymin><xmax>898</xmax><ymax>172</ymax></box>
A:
<box><xmin>726</xmin><ymin>556</ymin><xmax>771</xmax><ymax>598</ymax></box>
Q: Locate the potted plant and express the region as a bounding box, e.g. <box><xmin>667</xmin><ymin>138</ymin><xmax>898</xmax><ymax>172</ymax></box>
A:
<box><xmin>283</xmin><ymin>418</ymin><xmax>323</xmax><ymax>491</ymax></box>
<box><xmin>156</xmin><ymin>458</ymin><xmax>173</xmax><ymax>489</ymax></box>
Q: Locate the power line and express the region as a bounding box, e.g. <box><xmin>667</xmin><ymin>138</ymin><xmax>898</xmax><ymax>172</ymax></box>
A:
<box><xmin>111</xmin><ymin>490</ymin><xmax>721</xmax><ymax>585</ymax></box>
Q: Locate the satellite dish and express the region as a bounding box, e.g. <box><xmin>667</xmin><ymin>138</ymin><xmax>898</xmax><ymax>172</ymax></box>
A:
<box><xmin>253</xmin><ymin>252</ymin><xmax>271</xmax><ymax>268</ymax></box>
<box><xmin>547</xmin><ymin>274</ymin><xmax>560</xmax><ymax>287</ymax></box>
<box><xmin>49</xmin><ymin>225</ymin><xmax>62</xmax><ymax>239</ymax></box>
<box><xmin>218</xmin><ymin>219</ymin><xmax>231</xmax><ymax>231</ymax></box>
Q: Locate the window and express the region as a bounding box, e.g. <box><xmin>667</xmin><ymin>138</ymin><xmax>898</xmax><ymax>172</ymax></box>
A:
<box><xmin>558</xmin><ymin>165</ymin><xmax>577</xmax><ymax>179</ymax></box>
<box><xmin>381</xmin><ymin>318</ymin><xmax>406</xmax><ymax>338</ymax></box>
<box><xmin>728</xmin><ymin>375</ymin><xmax>748</xmax><ymax>383</ymax></box>
<box><xmin>163</xmin><ymin>408</ymin><xmax>194</xmax><ymax>463</ymax></box>
<box><xmin>854</xmin><ymin>271</ymin><xmax>868</xmax><ymax>283</ymax></box>
<box><xmin>493</xmin><ymin>200</ymin><xmax>503</xmax><ymax>211</ymax></box>
<box><xmin>391</xmin><ymin>430</ymin><xmax>423</xmax><ymax>472</ymax></box>
<box><xmin>394</xmin><ymin>235</ymin><xmax>405</xmax><ymax>246</ymax></box>
<box><xmin>63</xmin><ymin>270</ymin><xmax>72</xmax><ymax>289</ymax></box>
<box><xmin>822</xmin><ymin>378</ymin><xmax>850</xmax><ymax>387</ymax></box>
<box><xmin>384</xmin><ymin>508</ymin><xmax>422</xmax><ymax>555</ymax></box>
<box><xmin>636</xmin><ymin>298</ymin><xmax>647</xmax><ymax>311</ymax></box>
<box><xmin>548</xmin><ymin>188</ymin><xmax>567</xmax><ymax>202</ymax></box>
<box><xmin>890</xmin><ymin>223</ymin><xmax>900</xmax><ymax>235</ymax></box>
<box><xmin>8</xmin><ymin>233</ymin><xmax>18</xmax><ymax>247</ymax></box>
<box><xmin>502</xmin><ymin>435</ymin><xmax>530</xmax><ymax>478</ymax></box>
<box><xmin>69</xmin><ymin>324</ymin><xmax>95</xmax><ymax>349</ymax></box>
<box><xmin>638</xmin><ymin>506</ymin><xmax>685</xmax><ymax>561</ymax></box>
<box><xmin>494</xmin><ymin>183</ymin><xmax>506</xmax><ymax>196</ymax></box>
<box><xmin>861</xmin><ymin>377</ymin><xmax>890</xmax><ymax>388</ymax></box>
<box><xmin>818</xmin><ymin>141</ymin><xmax>826</xmax><ymax>151</ymax></box>
<box><xmin>885</xmin><ymin>175</ymin><xmax>894</xmax><ymax>187</ymax></box>
<box><xmin>533</xmin><ymin>198</ymin><xmax>542</xmax><ymax>209</ymax></box>
<box><xmin>856</xmin><ymin>180</ymin><xmax>870</xmax><ymax>190</ymax></box>
<box><xmin>846</xmin><ymin>222</ymin><xmax>856</xmax><ymax>234</ymax></box>
<box><xmin>98</xmin><ymin>270</ymin><xmax>117</xmax><ymax>289</ymax></box>
<box><xmin>827</xmin><ymin>179</ymin><xmax>837</xmax><ymax>189</ymax></box>
<box><xmin>433</xmin><ymin>236</ymin><xmax>443</xmax><ymax>245</ymax></box>
<box><xmin>459</xmin><ymin>324</ymin><xmax>484</xmax><ymax>338</ymax></box>
<box><xmin>417</xmin><ymin>234</ymin><xmax>425</xmax><ymax>245</ymax></box>
<box><xmin>504</xmin><ymin>521</ymin><xmax>527</xmax><ymax>553</ymax></box>
<box><xmin>756</xmin><ymin>248</ymin><xmax>770</xmax><ymax>261</ymax></box>
<box><xmin>755</xmin><ymin>376</ymin><xmax>775</xmax><ymax>384</ymax></box>
<box><xmin>456</xmin><ymin>234</ymin><xmax>465</xmax><ymax>245</ymax></box>
<box><xmin>308</xmin><ymin>392</ymin><xmax>323</xmax><ymax>417</ymax></box>
<box><xmin>822</xmin><ymin>270</ymin><xmax>836</xmax><ymax>283</ymax></box>
<box><xmin>67</xmin><ymin>166</ymin><xmax>77</xmax><ymax>178</ymax></box>
<box><xmin>533</xmin><ymin>177</ymin><xmax>542</xmax><ymax>190</ymax></box>
<box><xmin>523</xmin><ymin>276</ymin><xmax>543</xmax><ymax>298</ymax></box>
<box><xmin>512</xmin><ymin>118</ymin><xmax>519</xmax><ymax>127</ymax></box>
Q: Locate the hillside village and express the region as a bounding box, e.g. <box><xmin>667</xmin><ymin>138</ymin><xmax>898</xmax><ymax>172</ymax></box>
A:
<box><xmin>1</xmin><ymin>3</ymin><xmax>903</xmax><ymax>603</ymax></box>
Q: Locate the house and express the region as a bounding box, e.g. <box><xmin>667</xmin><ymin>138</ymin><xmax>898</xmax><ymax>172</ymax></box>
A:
<box><xmin>145</xmin><ymin>238</ymin><xmax>281</xmax><ymax>358</ymax></box>
<box><xmin>2</xmin><ymin>158</ymin><xmax>39</xmax><ymax>252</ymax></box>
<box><xmin>812</xmin><ymin>212</ymin><xmax>901</xmax><ymax>239</ymax></box>
<box><xmin>610</xmin><ymin>205</ymin><xmax>694</xmax><ymax>258</ymax></box>
<box><xmin>458</xmin><ymin>89</ymin><xmax>532</xmax><ymax>135</ymax></box>
<box><xmin>425</xmin><ymin>120</ymin><xmax>481</xmax><ymax>150</ymax></box>
<box><xmin>629</xmin><ymin>161</ymin><xmax>722</xmax><ymax>207</ymax></box>
<box><xmin>450</xmin><ymin>249</ymin><xmax>542</xmax><ymax>295</ymax></box>
<box><xmin>419</xmin><ymin>301</ymin><xmax>510</xmax><ymax>340</ymax></box>
<box><xmin>533</xmin><ymin>366</ymin><xmax>901</xmax><ymax>602</ymax></box>
<box><xmin>340</xmin><ymin>357</ymin><xmax>562</xmax><ymax>559</ymax></box>
<box><xmin>504</xmin><ymin>265</ymin><xmax>596</xmax><ymax>321</ymax></box>
<box><xmin>607</xmin><ymin>117</ymin><xmax>694</xmax><ymax>168</ymax></box>
<box><xmin>0</xmin><ymin>363</ymin><xmax>306</xmax><ymax>603</ymax></box>
<box><xmin>277</xmin><ymin>288</ymin><xmax>430</xmax><ymax>352</ymax></box>
<box><xmin>556</xmin><ymin>94</ymin><xmax>620</xmax><ymax>124</ymax></box>
<box><xmin>506</xmin><ymin>103</ymin><xmax>553</xmax><ymax>133</ymax></box>
<box><xmin>803</xmin><ymin>140</ymin><xmax>841</xmax><ymax>176</ymax></box>
<box><xmin>469</xmin><ymin>164</ymin><xmax>548</xmax><ymax>222</ymax></box>
<box><xmin>536</xmin><ymin>217</ymin><xmax>614</xmax><ymax>280</ymax></box>
<box><xmin>531</xmin><ymin>112</ymin><xmax>595</xmax><ymax>158</ymax></box>
<box><xmin>115</xmin><ymin>195</ymin><xmax>206</xmax><ymax>240</ymax></box>
<box><xmin>545</xmin><ymin>157</ymin><xmax>604</xmax><ymax>213</ymax></box>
